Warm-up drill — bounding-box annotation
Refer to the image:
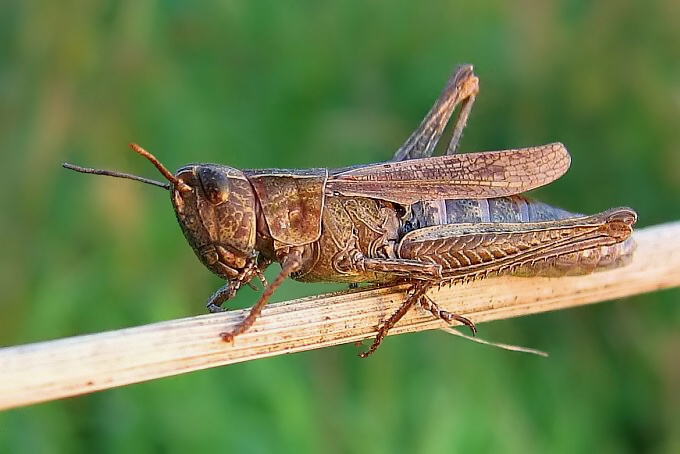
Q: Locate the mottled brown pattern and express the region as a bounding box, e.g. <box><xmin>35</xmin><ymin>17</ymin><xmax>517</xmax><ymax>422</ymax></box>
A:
<box><xmin>397</xmin><ymin>208</ymin><xmax>637</xmax><ymax>281</ymax></box>
<box><xmin>246</xmin><ymin>169</ymin><xmax>328</xmax><ymax>246</ymax></box>
<box><xmin>327</xmin><ymin>143</ymin><xmax>570</xmax><ymax>204</ymax></box>
<box><xmin>63</xmin><ymin>66</ymin><xmax>638</xmax><ymax>357</ymax></box>
<box><xmin>293</xmin><ymin>196</ymin><xmax>402</xmax><ymax>283</ymax></box>
<box><xmin>172</xmin><ymin>165</ymin><xmax>258</xmax><ymax>280</ymax></box>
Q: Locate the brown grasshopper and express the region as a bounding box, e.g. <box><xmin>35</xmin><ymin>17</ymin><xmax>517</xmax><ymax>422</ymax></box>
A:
<box><xmin>64</xmin><ymin>65</ymin><xmax>637</xmax><ymax>357</ymax></box>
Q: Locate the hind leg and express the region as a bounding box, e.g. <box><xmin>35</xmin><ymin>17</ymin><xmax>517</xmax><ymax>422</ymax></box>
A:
<box><xmin>392</xmin><ymin>65</ymin><xmax>479</xmax><ymax>161</ymax></box>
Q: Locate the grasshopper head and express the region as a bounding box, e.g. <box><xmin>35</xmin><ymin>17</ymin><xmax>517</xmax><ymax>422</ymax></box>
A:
<box><xmin>172</xmin><ymin>163</ymin><xmax>258</xmax><ymax>280</ymax></box>
<box><xmin>63</xmin><ymin>144</ymin><xmax>259</xmax><ymax>281</ymax></box>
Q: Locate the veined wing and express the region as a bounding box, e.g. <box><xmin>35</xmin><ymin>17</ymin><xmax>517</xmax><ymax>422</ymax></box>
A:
<box><xmin>326</xmin><ymin>143</ymin><xmax>570</xmax><ymax>204</ymax></box>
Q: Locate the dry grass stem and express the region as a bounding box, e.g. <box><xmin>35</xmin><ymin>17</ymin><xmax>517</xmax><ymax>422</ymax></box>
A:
<box><xmin>1</xmin><ymin>222</ymin><xmax>679</xmax><ymax>410</ymax></box>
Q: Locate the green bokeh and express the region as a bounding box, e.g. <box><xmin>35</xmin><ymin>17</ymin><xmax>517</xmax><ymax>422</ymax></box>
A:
<box><xmin>1</xmin><ymin>0</ymin><xmax>679</xmax><ymax>452</ymax></box>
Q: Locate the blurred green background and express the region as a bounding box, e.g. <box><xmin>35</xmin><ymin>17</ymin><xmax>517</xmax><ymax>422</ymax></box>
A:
<box><xmin>1</xmin><ymin>0</ymin><xmax>679</xmax><ymax>452</ymax></box>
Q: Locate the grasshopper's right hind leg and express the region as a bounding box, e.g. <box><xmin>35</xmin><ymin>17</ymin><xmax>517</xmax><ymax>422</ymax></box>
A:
<box><xmin>392</xmin><ymin>65</ymin><xmax>479</xmax><ymax>161</ymax></box>
<box><xmin>359</xmin><ymin>282</ymin><xmax>429</xmax><ymax>358</ymax></box>
<box><xmin>358</xmin><ymin>281</ymin><xmax>478</xmax><ymax>358</ymax></box>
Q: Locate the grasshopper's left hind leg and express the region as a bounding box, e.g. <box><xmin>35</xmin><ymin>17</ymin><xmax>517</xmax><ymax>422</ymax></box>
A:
<box><xmin>419</xmin><ymin>294</ymin><xmax>476</xmax><ymax>334</ymax></box>
<box><xmin>393</xmin><ymin>65</ymin><xmax>479</xmax><ymax>161</ymax></box>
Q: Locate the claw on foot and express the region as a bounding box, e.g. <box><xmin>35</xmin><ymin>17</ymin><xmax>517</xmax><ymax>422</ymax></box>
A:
<box><xmin>441</xmin><ymin>311</ymin><xmax>477</xmax><ymax>336</ymax></box>
<box><xmin>207</xmin><ymin>303</ymin><xmax>226</xmax><ymax>313</ymax></box>
<box><xmin>420</xmin><ymin>294</ymin><xmax>476</xmax><ymax>335</ymax></box>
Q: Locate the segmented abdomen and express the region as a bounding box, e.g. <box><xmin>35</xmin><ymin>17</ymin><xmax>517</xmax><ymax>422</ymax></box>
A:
<box><xmin>409</xmin><ymin>195</ymin><xmax>574</xmax><ymax>226</ymax></box>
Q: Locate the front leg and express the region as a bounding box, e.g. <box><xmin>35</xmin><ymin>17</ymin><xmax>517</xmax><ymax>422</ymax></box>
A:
<box><xmin>205</xmin><ymin>257</ymin><xmax>265</xmax><ymax>313</ymax></box>
<box><xmin>206</xmin><ymin>283</ymin><xmax>237</xmax><ymax>313</ymax></box>
<box><xmin>220</xmin><ymin>247</ymin><xmax>303</xmax><ymax>342</ymax></box>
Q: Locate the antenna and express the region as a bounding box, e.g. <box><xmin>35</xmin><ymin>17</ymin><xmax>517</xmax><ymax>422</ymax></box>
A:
<box><xmin>62</xmin><ymin>144</ymin><xmax>191</xmax><ymax>192</ymax></box>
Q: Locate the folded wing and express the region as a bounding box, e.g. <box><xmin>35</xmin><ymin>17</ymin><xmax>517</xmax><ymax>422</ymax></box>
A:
<box><xmin>326</xmin><ymin>143</ymin><xmax>570</xmax><ymax>204</ymax></box>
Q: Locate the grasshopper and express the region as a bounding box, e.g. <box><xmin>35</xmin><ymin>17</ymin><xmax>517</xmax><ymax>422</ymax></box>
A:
<box><xmin>64</xmin><ymin>65</ymin><xmax>637</xmax><ymax>357</ymax></box>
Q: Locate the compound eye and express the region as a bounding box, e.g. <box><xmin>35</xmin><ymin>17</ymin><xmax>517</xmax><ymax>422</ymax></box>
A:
<box><xmin>197</xmin><ymin>166</ymin><xmax>231</xmax><ymax>205</ymax></box>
